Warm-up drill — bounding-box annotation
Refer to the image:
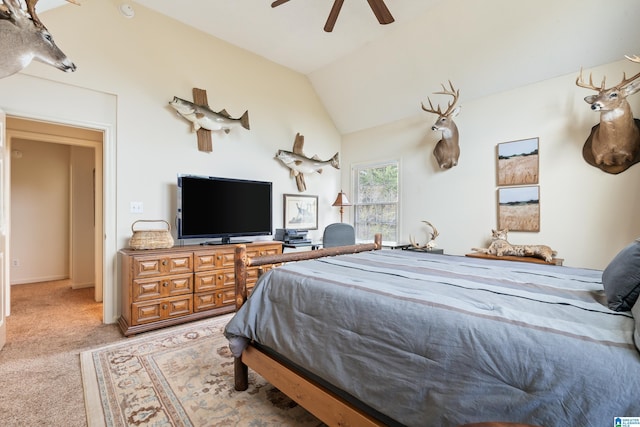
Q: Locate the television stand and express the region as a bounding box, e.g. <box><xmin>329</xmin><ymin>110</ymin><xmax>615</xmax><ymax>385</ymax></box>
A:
<box><xmin>200</xmin><ymin>239</ymin><xmax>251</xmax><ymax>246</ymax></box>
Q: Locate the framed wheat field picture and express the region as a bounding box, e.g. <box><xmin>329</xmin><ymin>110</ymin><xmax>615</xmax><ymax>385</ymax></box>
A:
<box><xmin>497</xmin><ymin>186</ymin><xmax>540</xmax><ymax>232</ymax></box>
<box><xmin>497</xmin><ymin>137</ymin><xmax>539</xmax><ymax>186</ymax></box>
<box><xmin>283</xmin><ymin>194</ymin><xmax>318</xmax><ymax>230</ymax></box>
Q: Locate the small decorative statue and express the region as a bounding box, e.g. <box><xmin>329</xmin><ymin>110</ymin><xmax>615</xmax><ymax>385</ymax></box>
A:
<box><xmin>575</xmin><ymin>58</ymin><xmax>640</xmax><ymax>174</ymax></box>
<box><xmin>471</xmin><ymin>228</ymin><xmax>557</xmax><ymax>263</ymax></box>
<box><xmin>421</xmin><ymin>81</ymin><xmax>461</xmax><ymax>169</ymax></box>
<box><xmin>409</xmin><ymin>220</ymin><xmax>439</xmax><ymax>250</ymax></box>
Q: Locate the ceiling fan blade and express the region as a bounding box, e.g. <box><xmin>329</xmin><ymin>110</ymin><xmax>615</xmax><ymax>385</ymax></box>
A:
<box><xmin>366</xmin><ymin>0</ymin><xmax>394</xmax><ymax>25</ymax></box>
<box><xmin>324</xmin><ymin>0</ymin><xmax>344</xmax><ymax>32</ymax></box>
<box><xmin>271</xmin><ymin>0</ymin><xmax>290</xmax><ymax>7</ymax></box>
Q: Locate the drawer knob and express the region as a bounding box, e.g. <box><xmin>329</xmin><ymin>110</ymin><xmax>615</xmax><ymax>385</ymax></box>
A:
<box><xmin>162</xmin><ymin>260</ymin><xmax>168</xmax><ymax>266</ymax></box>
<box><xmin>162</xmin><ymin>282</ymin><xmax>168</xmax><ymax>287</ymax></box>
<box><xmin>162</xmin><ymin>304</ymin><xmax>168</xmax><ymax>309</ymax></box>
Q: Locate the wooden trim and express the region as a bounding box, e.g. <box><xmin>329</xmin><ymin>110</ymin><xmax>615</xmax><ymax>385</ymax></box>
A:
<box><xmin>242</xmin><ymin>345</ymin><xmax>385</xmax><ymax>427</ymax></box>
<box><xmin>465</xmin><ymin>252</ymin><xmax>563</xmax><ymax>266</ymax></box>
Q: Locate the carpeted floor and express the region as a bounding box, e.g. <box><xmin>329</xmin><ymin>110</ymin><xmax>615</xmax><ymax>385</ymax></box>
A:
<box><xmin>0</xmin><ymin>280</ymin><xmax>123</xmax><ymax>427</ymax></box>
<box><xmin>0</xmin><ymin>279</ymin><xmax>321</xmax><ymax>426</ymax></box>
<box><xmin>81</xmin><ymin>314</ymin><xmax>323</xmax><ymax>427</ymax></box>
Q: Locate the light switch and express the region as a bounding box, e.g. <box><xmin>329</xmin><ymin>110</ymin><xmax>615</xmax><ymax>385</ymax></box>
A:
<box><xmin>130</xmin><ymin>201</ymin><xmax>143</xmax><ymax>213</ymax></box>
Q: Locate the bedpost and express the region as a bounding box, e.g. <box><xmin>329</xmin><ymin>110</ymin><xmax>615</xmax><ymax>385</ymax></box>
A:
<box><xmin>234</xmin><ymin>244</ymin><xmax>249</xmax><ymax>391</ymax></box>
<box><xmin>374</xmin><ymin>233</ymin><xmax>382</xmax><ymax>249</ymax></box>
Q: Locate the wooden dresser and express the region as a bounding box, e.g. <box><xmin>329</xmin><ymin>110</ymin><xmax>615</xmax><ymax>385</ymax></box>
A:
<box><xmin>118</xmin><ymin>241</ymin><xmax>282</xmax><ymax>336</ymax></box>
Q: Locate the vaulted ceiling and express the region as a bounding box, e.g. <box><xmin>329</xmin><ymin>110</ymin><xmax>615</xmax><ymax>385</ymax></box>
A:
<box><xmin>40</xmin><ymin>0</ymin><xmax>640</xmax><ymax>135</ymax></box>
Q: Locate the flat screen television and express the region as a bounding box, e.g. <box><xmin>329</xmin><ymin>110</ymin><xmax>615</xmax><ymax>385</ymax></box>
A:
<box><xmin>177</xmin><ymin>174</ymin><xmax>272</xmax><ymax>244</ymax></box>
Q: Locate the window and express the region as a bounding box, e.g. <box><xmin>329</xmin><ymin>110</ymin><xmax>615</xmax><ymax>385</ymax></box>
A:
<box><xmin>352</xmin><ymin>160</ymin><xmax>399</xmax><ymax>244</ymax></box>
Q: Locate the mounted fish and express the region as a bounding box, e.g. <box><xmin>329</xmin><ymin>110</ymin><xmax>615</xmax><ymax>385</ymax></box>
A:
<box><xmin>0</xmin><ymin>0</ymin><xmax>78</xmax><ymax>79</ymax></box>
<box><xmin>168</xmin><ymin>96</ymin><xmax>250</xmax><ymax>133</ymax></box>
<box><xmin>275</xmin><ymin>133</ymin><xmax>339</xmax><ymax>192</ymax></box>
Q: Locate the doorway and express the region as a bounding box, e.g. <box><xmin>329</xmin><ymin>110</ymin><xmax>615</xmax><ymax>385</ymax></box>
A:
<box><xmin>6</xmin><ymin>117</ymin><xmax>104</xmax><ymax>317</ymax></box>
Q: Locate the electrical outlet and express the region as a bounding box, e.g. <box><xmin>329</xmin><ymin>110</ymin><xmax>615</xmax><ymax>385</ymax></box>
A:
<box><xmin>11</xmin><ymin>259</ymin><xmax>19</xmax><ymax>267</ymax></box>
<box><xmin>130</xmin><ymin>201</ymin><xmax>144</xmax><ymax>214</ymax></box>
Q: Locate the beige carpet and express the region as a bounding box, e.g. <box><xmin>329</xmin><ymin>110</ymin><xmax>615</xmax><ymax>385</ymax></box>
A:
<box><xmin>0</xmin><ymin>280</ymin><xmax>123</xmax><ymax>427</ymax></box>
<box><xmin>81</xmin><ymin>314</ymin><xmax>323</xmax><ymax>427</ymax></box>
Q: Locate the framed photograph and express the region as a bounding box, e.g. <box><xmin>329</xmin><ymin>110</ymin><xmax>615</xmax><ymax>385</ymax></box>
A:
<box><xmin>283</xmin><ymin>194</ymin><xmax>318</xmax><ymax>230</ymax></box>
<box><xmin>497</xmin><ymin>137</ymin><xmax>539</xmax><ymax>186</ymax></box>
<box><xmin>497</xmin><ymin>186</ymin><xmax>540</xmax><ymax>232</ymax></box>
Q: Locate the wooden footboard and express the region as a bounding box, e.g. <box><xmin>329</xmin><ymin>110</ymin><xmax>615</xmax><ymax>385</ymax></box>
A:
<box><xmin>233</xmin><ymin>234</ymin><xmax>384</xmax><ymax>427</ymax></box>
<box><xmin>241</xmin><ymin>344</ymin><xmax>385</xmax><ymax>426</ymax></box>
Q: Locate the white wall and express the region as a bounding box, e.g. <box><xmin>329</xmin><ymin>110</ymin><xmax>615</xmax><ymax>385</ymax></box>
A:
<box><xmin>34</xmin><ymin>0</ymin><xmax>341</xmax><ymax>245</ymax></box>
<box><xmin>71</xmin><ymin>146</ymin><xmax>95</xmax><ymax>288</ymax></box>
<box><xmin>1</xmin><ymin>0</ymin><xmax>635</xmax><ymax>324</ymax></box>
<box><xmin>0</xmin><ymin>1</ymin><xmax>341</xmax><ymax>321</ymax></box>
<box><xmin>10</xmin><ymin>140</ymin><xmax>70</xmax><ymax>283</ymax></box>
<box><xmin>342</xmin><ymin>60</ymin><xmax>640</xmax><ymax>269</ymax></box>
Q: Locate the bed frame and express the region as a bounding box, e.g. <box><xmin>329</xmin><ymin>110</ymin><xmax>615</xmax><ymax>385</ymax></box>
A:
<box><xmin>233</xmin><ymin>234</ymin><xmax>385</xmax><ymax>427</ymax></box>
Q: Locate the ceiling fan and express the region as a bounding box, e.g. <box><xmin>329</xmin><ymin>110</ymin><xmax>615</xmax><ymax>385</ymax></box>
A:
<box><xmin>271</xmin><ymin>0</ymin><xmax>395</xmax><ymax>32</ymax></box>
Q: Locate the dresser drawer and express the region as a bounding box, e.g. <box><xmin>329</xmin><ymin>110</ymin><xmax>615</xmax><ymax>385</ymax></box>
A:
<box><xmin>132</xmin><ymin>273</ymin><xmax>193</xmax><ymax>302</ymax></box>
<box><xmin>193</xmin><ymin>292</ymin><xmax>217</xmax><ymax>312</ymax></box>
<box><xmin>132</xmin><ymin>253</ymin><xmax>193</xmax><ymax>278</ymax></box>
<box><xmin>193</xmin><ymin>248</ymin><xmax>235</xmax><ymax>271</ymax></box>
<box><xmin>194</xmin><ymin>287</ymin><xmax>235</xmax><ymax>312</ymax></box>
<box><xmin>246</xmin><ymin>245</ymin><xmax>281</xmax><ymax>258</ymax></box>
<box><xmin>193</xmin><ymin>268</ymin><xmax>234</xmax><ymax>292</ymax></box>
<box><xmin>131</xmin><ymin>295</ymin><xmax>193</xmax><ymax>325</ymax></box>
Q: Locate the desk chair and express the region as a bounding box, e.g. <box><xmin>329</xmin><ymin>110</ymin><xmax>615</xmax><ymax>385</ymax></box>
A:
<box><xmin>322</xmin><ymin>223</ymin><xmax>355</xmax><ymax>248</ymax></box>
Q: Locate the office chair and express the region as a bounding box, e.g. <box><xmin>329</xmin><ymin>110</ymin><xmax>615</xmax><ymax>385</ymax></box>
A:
<box><xmin>322</xmin><ymin>223</ymin><xmax>355</xmax><ymax>248</ymax></box>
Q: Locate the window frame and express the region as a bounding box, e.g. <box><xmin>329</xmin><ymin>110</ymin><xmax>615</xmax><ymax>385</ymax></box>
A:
<box><xmin>350</xmin><ymin>159</ymin><xmax>400</xmax><ymax>245</ymax></box>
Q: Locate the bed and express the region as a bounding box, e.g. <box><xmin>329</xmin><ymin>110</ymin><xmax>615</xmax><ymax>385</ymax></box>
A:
<box><xmin>224</xmin><ymin>237</ymin><xmax>640</xmax><ymax>427</ymax></box>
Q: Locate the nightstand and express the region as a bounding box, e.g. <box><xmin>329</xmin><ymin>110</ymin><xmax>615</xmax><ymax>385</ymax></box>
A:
<box><xmin>402</xmin><ymin>247</ymin><xmax>444</xmax><ymax>255</ymax></box>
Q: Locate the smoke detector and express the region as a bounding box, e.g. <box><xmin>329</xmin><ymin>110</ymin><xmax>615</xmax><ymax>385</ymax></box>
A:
<box><xmin>119</xmin><ymin>3</ymin><xmax>135</xmax><ymax>18</ymax></box>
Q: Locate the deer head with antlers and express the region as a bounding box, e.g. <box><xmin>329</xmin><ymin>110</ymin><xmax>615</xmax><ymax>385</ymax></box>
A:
<box><xmin>575</xmin><ymin>59</ymin><xmax>640</xmax><ymax>174</ymax></box>
<box><xmin>0</xmin><ymin>0</ymin><xmax>78</xmax><ymax>79</ymax></box>
<box><xmin>421</xmin><ymin>81</ymin><xmax>461</xmax><ymax>169</ymax></box>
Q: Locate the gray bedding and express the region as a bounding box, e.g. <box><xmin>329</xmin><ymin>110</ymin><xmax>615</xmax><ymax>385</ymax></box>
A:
<box><xmin>224</xmin><ymin>250</ymin><xmax>640</xmax><ymax>427</ymax></box>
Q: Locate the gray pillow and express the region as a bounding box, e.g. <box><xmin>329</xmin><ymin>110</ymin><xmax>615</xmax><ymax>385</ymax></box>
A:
<box><xmin>602</xmin><ymin>240</ymin><xmax>640</xmax><ymax>312</ymax></box>
<box><xmin>633</xmin><ymin>299</ymin><xmax>640</xmax><ymax>353</ymax></box>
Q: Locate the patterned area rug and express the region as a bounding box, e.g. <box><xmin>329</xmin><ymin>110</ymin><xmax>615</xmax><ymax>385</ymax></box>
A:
<box><xmin>80</xmin><ymin>314</ymin><xmax>323</xmax><ymax>426</ymax></box>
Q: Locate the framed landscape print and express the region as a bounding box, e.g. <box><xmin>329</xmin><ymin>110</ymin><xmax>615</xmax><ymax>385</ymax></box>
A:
<box><xmin>497</xmin><ymin>186</ymin><xmax>540</xmax><ymax>232</ymax></box>
<box><xmin>497</xmin><ymin>137</ymin><xmax>539</xmax><ymax>186</ymax></box>
<box><xmin>283</xmin><ymin>194</ymin><xmax>318</xmax><ymax>230</ymax></box>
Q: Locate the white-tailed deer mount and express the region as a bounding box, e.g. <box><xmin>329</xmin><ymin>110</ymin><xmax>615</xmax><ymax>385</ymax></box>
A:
<box><xmin>421</xmin><ymin>81</ymin><xmax>461</xmax><ymax>169</ymax></box>
<box><xmin>0</xmin><ymin>0</ymin><xmax>78</xmax><ymax>79</ymax></box>
<box><xmin>576</xmin><ymin>62</ymin><xmax>640</xmax><ymax>174</ymax></box>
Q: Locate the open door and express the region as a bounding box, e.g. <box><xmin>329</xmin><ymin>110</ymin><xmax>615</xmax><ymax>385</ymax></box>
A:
<box><xmin>0</xmin><ymin>108</ymin><xmax>7</xmax><ymax>350</ymax></box>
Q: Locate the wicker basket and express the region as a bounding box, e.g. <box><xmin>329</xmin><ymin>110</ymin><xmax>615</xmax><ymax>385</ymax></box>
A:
<box><xmin>129</xmin><ymin>220</ymin><xmax>174</xmax><ymax>250</ymax></box>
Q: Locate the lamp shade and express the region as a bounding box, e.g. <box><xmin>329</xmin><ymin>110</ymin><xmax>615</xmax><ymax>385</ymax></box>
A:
<box><xmin>332</xmin><ymin>191</ymin><xmax>351</xmax><ymax>207</ymax></box>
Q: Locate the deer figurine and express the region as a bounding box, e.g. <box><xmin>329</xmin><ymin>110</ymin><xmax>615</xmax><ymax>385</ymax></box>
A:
<box><xmin>575</xmin><ymin>62</ymin><xmax>640</xmax><ymax>173</ymax></box>
<box><xmin>421</xmin><ymin>81</ymin><xmax>461</xmax><ymax>169</ymax></box>
<box><xmin>0</xmin><ymin>0</ymin><xmax>78</xmax><ymax>79</ymax></box>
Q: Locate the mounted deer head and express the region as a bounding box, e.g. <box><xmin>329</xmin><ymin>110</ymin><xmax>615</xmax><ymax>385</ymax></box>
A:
<box><xmin>576</xmin><ymin>63</ymin><xmax>640</xmax><ymax>173</ymax></box>
<box><xmin>0</xmin><ymin>0</ymin><xmax>78</xmax><ymax>79</ymax></box>
<box><xmin>421</xmin><ymin>81</ymin><xmax>461</xmax><ymax>169</ymax></box>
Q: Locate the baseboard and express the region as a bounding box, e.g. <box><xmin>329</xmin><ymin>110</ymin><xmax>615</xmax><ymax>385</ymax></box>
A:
<box><xmin>10</xmin><ymin>275</ymin><xmax>69</xmax><ymax>285</ymax></box>
<box><xmin>72</xmin><ymin>282</ymin><xmax>95</xmax><ymax>290</ymax></box>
